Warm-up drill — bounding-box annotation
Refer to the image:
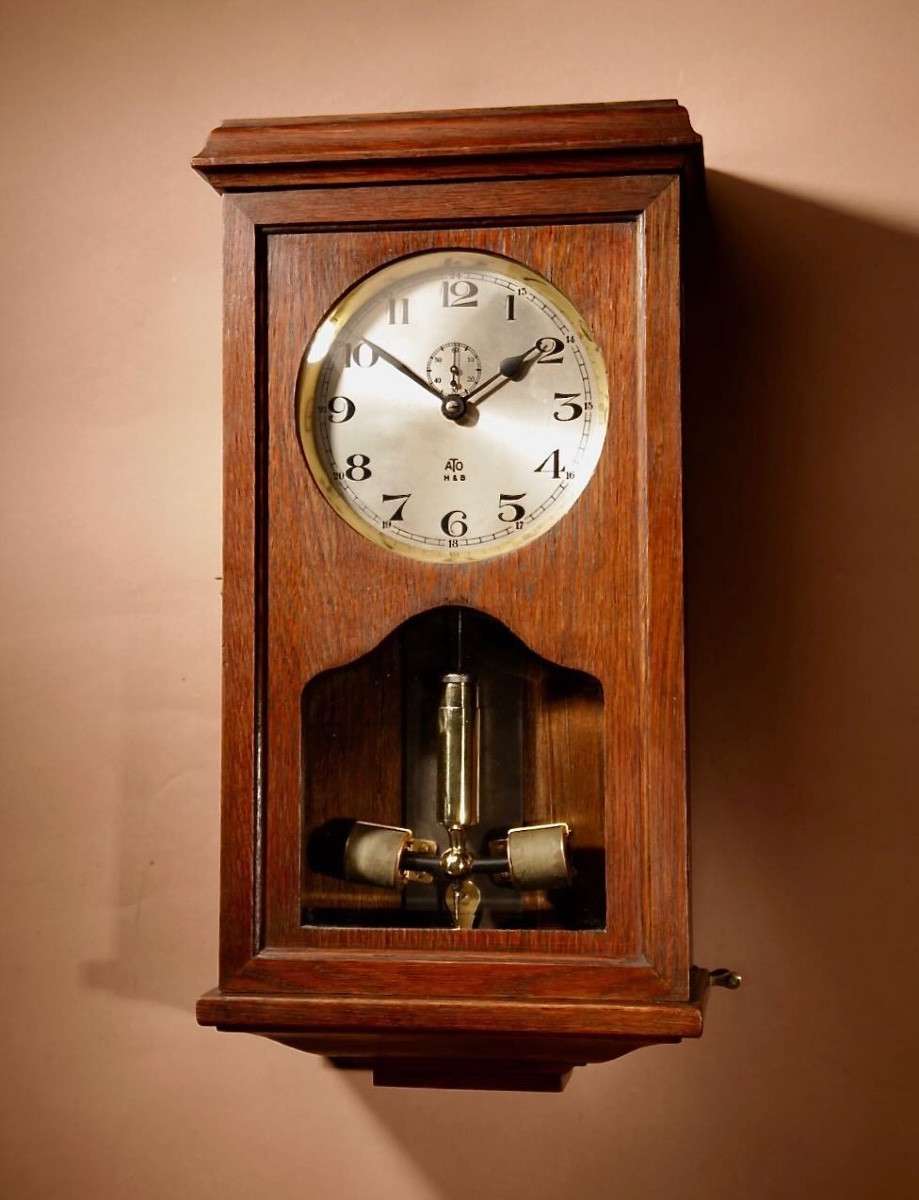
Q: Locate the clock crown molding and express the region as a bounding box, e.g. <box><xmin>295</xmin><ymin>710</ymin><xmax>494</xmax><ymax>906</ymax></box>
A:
<box><xmin>191</xmin><ymin>99</ymin><xmax>703</xmax><ymax>194</ymax></box>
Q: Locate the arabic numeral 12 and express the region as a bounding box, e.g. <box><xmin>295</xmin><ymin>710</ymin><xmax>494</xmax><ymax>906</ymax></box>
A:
<box><xmin>442</xmin><ymin>280</ymin><xmax>479</xmax><ymax>308</ymax></box>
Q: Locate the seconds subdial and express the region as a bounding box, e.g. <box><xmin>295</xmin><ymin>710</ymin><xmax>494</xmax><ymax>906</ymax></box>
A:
<box><xmin>426</xmin><ymin>342</ymin><xmax>482</xmax><ymax>398</ymax></box>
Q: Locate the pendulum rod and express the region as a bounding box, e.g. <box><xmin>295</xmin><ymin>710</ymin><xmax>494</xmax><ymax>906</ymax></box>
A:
<box><xmin>437</xmin><ymin>647</ymin><xmax>481</xmax><ymax>928</ymax></box>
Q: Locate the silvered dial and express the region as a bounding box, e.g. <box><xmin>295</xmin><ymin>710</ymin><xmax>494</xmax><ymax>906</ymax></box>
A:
<box><xmin>297</xmin><ymin>249</ymin><xmax>609</xmax><ymax>562</ymax></box>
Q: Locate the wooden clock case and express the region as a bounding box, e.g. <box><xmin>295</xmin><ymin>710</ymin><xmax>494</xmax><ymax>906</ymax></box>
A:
<box><xmin>193</xmin><ymin>100</ymin><xmax>708</xmax><ymax>1092</ymax></box>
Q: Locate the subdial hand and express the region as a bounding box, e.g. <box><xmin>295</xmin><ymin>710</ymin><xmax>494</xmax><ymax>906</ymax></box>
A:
<box><xmin>450</xmin><ymin>343</ymin><xmax>463</xmax><ymax>392</ymax></box>
<box><xmin>464</xmin><ymin>340</ymin><xmax>545</xmax><ymax>405</ymax></box>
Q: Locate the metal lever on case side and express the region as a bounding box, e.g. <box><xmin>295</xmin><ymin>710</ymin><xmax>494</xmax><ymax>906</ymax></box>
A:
<box><xmin>709</xmin><ymin>968</ymin><xmax>743</xmax><ymax>989</ymax></box>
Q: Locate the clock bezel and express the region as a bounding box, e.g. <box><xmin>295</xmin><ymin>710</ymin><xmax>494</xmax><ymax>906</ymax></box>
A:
<box><xmin>295</xmin><ymin>246</ymin><xmax>611</xmax><ymax>563</ymax></box>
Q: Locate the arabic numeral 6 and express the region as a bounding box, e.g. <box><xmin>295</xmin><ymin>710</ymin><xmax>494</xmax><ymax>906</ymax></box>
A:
<box><xmin>441</xmin><ymin>510</ymin><xmax>468</xmax><ymax>538</ymax></box>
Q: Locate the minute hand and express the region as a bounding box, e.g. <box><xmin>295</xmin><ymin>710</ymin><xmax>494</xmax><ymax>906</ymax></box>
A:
<box><xmin>464</xmin><ymin>342</ymin><xmax>542</xmax><ymax>405</ymax></box>
<box><xmin>361</xmin><ymin>339</ymin><xmax>443</xmax><ymax>401</ymax></box>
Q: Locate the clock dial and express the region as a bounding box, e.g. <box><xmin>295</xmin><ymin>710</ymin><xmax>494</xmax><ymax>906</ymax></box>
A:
<box><xmin>297</xmin><ymin>249</ymin><xmax>609</xmax><ymax>562</ymax></box>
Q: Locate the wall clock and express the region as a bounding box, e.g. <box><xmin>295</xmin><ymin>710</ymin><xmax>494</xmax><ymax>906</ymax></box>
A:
<box><xmin>193</xmin><ymin>101</ymin><xmax>737</xmax><ymax>1091</ymax></box>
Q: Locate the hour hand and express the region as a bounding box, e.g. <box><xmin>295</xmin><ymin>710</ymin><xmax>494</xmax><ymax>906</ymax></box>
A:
<box><xmin>361</xmin><ymin>339</ymin><xmax>442</xmax><ymax>400</ymax></box>
<box><xmin>465</xmin><ymin>341</ymin><xmax>543</xmax><ymax>404</ymax></box>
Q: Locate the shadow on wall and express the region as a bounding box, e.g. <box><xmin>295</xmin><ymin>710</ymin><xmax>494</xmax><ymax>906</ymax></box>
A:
<box><xmin>79</xmin><ymin>173</ymin><xmax>919</xmax><ymax>1199</ymax></box>
<box><xmin>334</xmin><ymin>175</ymin><xmax>919</xmax><ymax>1199</ymax></box>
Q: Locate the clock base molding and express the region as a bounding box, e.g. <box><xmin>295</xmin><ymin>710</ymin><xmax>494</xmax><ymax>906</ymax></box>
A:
<box><xmin>197</xmin><ymin>969</ymin><xmax>709</xmax><ymax>1092</ymax></box>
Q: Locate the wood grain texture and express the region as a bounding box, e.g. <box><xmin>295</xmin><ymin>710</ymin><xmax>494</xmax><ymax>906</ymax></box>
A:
<box><xmin>196</xmin><ymin>981</ymin><xmax>706</xmax><ymax>1089</ymax></box>
<box><xmin>198</xmin><ymin>102</ymin><xmax>705</xmax><ymax>1088</ymax></box>
<box><xmin>197</xmin><ymin>985</ymin><xmax>705</xmax><ymax>1037</ymax></box>
<box><xmin>218</xmin><ymin>198</ymin><xmax>260</xmax><ymax>983</ymax></box>
<box><xmin>299</xmin><ymin>634</ymin><xmax>404</xmax><ymax>915</ymax></box>
<box><xmin>191</xmin><ymin>100</ymin><xmax>702</xmax><ymax>194</ymax></box>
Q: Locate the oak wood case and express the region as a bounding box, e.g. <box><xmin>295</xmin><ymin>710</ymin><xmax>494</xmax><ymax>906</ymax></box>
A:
<box><xmin>194</xmin><ymin>101</ymin><xmax>705</xmax><ymax>1091</ymax></box>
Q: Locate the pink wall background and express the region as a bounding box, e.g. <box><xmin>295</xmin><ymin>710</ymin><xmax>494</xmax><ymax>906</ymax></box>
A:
<box><xmin>2</xmin><ymin>2</ymin><xmax>917</xmax><ymax>1196</ymax></box>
